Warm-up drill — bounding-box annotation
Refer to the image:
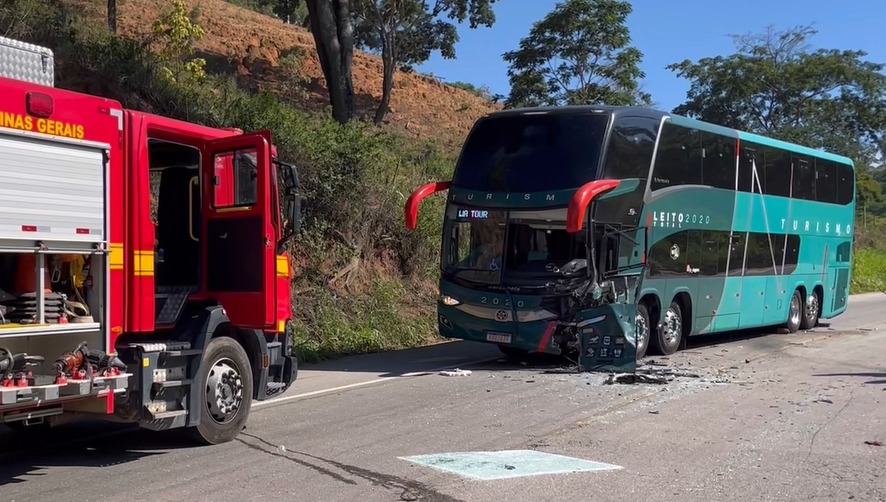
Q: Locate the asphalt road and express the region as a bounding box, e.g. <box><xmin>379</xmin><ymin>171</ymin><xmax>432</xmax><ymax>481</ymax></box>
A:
<box><xmin>1</xmin><ymin>293</ymin><xmax>885</xmax><ymax>501</ymax></box>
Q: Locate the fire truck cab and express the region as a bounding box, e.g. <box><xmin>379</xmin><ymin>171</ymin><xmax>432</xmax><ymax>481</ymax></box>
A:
<box><xmin>0</xmin><ymin>36</ymin><xmax>300</xmax><ymax>444</ymax></box>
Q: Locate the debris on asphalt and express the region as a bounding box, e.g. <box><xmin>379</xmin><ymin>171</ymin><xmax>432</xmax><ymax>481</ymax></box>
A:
<box><xmin>439</xmin><ymin>368</ymin><xmax>472</xmax><ymax>377</ymax></box>
<box><xmin>604</xmin><ymin>373</ymin><xmax>669</xmax><ymax>385</ymax></box>
<box><xmin>864</xmin><ymin>440</ymin><xmax>883</xmax><ymax>447</ymax></box>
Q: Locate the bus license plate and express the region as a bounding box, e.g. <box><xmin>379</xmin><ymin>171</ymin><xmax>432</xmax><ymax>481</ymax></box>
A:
<box><xmin>486</xmin><ymin>332</ymin><xmax>512</xmax><ymax>344</ymax></box>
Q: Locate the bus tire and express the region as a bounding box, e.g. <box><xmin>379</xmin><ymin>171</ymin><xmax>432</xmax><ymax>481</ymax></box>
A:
<box><xmin>800</xmin><ymin>289</ymin><xmax>820</xmax><ymax>330</ymax></box>
<box><xmin>653</xmin><ymin>300</ymin><xmax>683</xmax><ymax>356</ymax></box>
<box><xmin>635</xmin><ymin>303</ymin><xmax>650</xmax><ymax>360</ymax></box>
<box><xmin>191</xmin><ymin>336</ymin><xmax>254</xmax><ymax>445</ymax></box>
<box><xmin>786</xmin><ymin>289</ymin><xmax>802</xmax><ymax>333</ymax></box>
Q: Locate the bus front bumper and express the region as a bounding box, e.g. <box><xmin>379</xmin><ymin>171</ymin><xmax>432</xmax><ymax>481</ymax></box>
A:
<box><xmin>436</xmin><ymin>303</ymin><xmax>562</xmax><ymax>355</ymax></box>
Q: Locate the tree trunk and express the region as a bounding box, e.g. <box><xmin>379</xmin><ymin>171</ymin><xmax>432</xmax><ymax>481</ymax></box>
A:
<box><xmin>107</xmin><ymin>0</ymin><xmax>116</xmax><ymax>33</ymax></box>
<box><xmin>373</xmin><ymin>32</ymin><xmax>396</xmax><ymax>126</ymax></box>
<box><xmin>305</xmin><ymin>0</ymin><xmax>355</xmax><ymax>124</ymax></box>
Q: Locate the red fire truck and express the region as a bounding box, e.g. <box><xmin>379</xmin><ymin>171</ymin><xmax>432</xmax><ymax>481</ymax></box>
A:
<box><xmin>0</xmin><ymin>36</ymin><xmax>301</xmax><ymax>444</ymax></box>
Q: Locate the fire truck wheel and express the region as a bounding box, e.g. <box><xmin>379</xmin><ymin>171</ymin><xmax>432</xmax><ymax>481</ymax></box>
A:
<box><xmin>192</xmin><ymin>335</ymin><xmax>254</xmax><ymax>445</ymax></box>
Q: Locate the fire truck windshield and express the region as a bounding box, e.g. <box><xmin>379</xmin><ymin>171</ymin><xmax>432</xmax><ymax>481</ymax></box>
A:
<box><xmin>452</xmin><ymin>111</ymin><xmax>610</xmax><ymax>193</ymax></box>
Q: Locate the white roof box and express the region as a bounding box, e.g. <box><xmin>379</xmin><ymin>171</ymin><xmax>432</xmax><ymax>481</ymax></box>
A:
<box><xmin>0</xmin><ymin>36</ymin><xmax>54</xmax><ymax>87</ymax></box>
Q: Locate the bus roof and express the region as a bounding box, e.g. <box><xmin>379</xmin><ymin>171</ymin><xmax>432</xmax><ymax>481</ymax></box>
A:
<box><xmin>481</xmin><ymin>105</ymin><xmax>855</xmax><ymax>167</ymax></box>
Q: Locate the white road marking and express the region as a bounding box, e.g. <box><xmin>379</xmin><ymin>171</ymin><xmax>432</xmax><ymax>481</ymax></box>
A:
<box><xmin>251</xmin><ymin>357</ymin><xmax>497</xmax><ymax>409</ymax></box>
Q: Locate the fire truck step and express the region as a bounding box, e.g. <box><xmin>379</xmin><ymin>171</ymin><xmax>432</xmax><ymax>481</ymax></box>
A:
<box><xmin>149</xmin><ymin>409</ymin><xmax>188</xmax><ymax>420</ymax></box>
<box><xmin>152</xmin><ymin>379</ymin><xmax>193</xmax><ymax>389</ymax></box>
<box><xmin>154</xmin><ymin>289</ymin><xmax>192</xmax><ymax>325</ymax></box>
<box><xmin>159</xmin><ymin>349</ymin><xmax>203</xmax><ymax>358</ymax></box>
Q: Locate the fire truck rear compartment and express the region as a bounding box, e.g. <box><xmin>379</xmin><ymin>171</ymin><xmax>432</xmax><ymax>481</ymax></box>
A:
<box><xmin>0</xmin><ymin>126</ymin><xmax>125</xmax><ymax>418</ymax></box>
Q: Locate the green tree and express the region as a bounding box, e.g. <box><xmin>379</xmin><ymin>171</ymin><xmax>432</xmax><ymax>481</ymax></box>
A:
<box><xmin>108</xmin><ymin>0</ymin><xmax>117</xmax><ymax>33</ymax></box>
<box><xmin>299</xmin><ymin>0</ymin><xmax>356</xmax><ymax>124</ymax></box>
<box><xmin>272</xmin><ymin>0</ymin><xmax>306</xmax><ymax>22</ymax></box>
<box><xmin>501</xmin><ymin>0</ymin><xmax>650</xmax><ymax>109</ymax></box>
<box><xmin>352</xmin><ymin>0</ymin><xmax>499</xmax><ymax>125</ymax></box>
<box><xmin>667</xmin><ymin>25</ymin><xmax>886</xmax><ymax>166</ymax></box>
<box><xmin>151</xmin><ymin>0</ymin><xmax>207</xmax><ymax>86</ymax></box>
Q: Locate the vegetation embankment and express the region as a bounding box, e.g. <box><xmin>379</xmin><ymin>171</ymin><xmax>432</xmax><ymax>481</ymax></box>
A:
<box><xmin>849</xmin><ymin>218</ymin><xmax>886</xmax><ymax>294</ymax></box>
<box><xmin>4</xmin><ymin>0</ymin><xmax>462</xmax><ymax>361</ymax></box>
<box><xmin>2</xmin><ymin>0</ymin><xmax>885</xmax><ymax>364</ymax></box>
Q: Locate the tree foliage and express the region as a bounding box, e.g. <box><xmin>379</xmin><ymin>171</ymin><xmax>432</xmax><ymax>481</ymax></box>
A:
<box><xmin>668</xmin><ymin>25</ymin><xmax>886</xmax><ymax>166</ymax></box>
<box><xmin>272</xmin><ymin>0</ymin><xmax>303</xmax><ymax>21</ymax></box>
<box><xmin>352</xmin><ymin>0</ymin><xmax>499</xmax><ymax>125</ymax></box>
<box><xmin>236</xmin><ymin>0</ymin><xmax>353</xmax><ymax>123</ymax></box>
<box><xmin>151</xmin><ymin>0</ymin><xmax>207</xmax><ymax>85</ymax></box>
<box><xmin>502</xmin><ymin>0</ymin><xmax>650</xmax><ymax>109</ymax></box>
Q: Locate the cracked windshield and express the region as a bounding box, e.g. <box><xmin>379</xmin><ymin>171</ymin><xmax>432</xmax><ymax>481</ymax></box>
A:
<box><xmin>444</xmin><ymin>206</ymin><xmax>589</xmax><ymax>287</ymax></box>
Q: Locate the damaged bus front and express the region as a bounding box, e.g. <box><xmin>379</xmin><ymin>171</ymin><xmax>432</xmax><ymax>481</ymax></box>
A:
<box><xmin>405</xmin><ymin>107</ymin><xmax>648</xmax><ymax>372</ymax></box>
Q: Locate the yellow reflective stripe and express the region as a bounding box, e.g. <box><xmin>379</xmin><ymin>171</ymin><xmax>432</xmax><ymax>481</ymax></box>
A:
<box><xmin>109</xmin><ymin>243</ymin><xmax>124</xmax><ymax>270</ymax></box>
<box><xmin>134</xmin><ymin>250</ymin><xmax>154</xmax><ymax>276</ymax></box>
<box><xmin>276</xmin><ymin>256</ymin><xmax>289</xmax><ymax>276</ymax></box>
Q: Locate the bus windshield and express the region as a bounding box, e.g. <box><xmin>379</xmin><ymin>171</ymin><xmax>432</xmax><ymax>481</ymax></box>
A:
<box><xmin>442</xmin><ymin>205</ymin><xmax>590</xmax><ymax>287</ymax></box>
<box><xmin>452</xmin><ymin>112</ymin><xmax>610</xmax><ymax>193</ymax></box>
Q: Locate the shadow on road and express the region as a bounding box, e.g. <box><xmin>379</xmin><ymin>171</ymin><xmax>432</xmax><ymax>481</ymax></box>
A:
<box><xmin>812</xmin><ymin>372</ymin><xmax>886</xmax><ymax>385</ymax></box>
<box><xmin>235</xmin><ymin>431</ymin><xmax>465</xmax><ymax>502</ymax></box>
<box><xmin>298</xmin><ymin>323</ymin><xmax>804</xmax><ymax>378</ymax></box>
<box><xmin>0</xmin><ymin>421</ymin><xmax>208</xmax><ymax>485</ymax></box>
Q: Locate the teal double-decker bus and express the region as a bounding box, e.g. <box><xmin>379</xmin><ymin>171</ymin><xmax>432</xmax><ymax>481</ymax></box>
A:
<box><xmin>404</xmin><ymin>106</ymin><xmax>855</xmax><ymax>364</ymax></box>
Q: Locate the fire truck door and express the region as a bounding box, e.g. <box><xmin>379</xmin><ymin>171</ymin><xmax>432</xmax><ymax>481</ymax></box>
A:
<box><xmin>201</xmin><ymin>132</ymin><xmax>276</xmax><ymax>330</ymax></box>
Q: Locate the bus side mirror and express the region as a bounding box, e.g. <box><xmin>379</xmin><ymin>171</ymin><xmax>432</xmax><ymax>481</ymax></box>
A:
<box><xmin>565</xmin><ymin>179</ymin><xmax>621</xmax><ymax>233</ymax></box>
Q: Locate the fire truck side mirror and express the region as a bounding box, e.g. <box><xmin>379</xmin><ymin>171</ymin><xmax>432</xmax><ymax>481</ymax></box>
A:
<box><xmin>288</xmin><ymin>167</ymin><xmax>301</xmax><ymax>236</ymax></box>
<box><xmin>276</xmin><ymin>162</ymin><xmax>301</xmax><ymax>255</ymax></box>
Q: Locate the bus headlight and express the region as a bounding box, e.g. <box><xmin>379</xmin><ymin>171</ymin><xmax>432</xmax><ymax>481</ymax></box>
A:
<box><xmin>439</xmin><ymin>294</ymin><xmax>461</xmax><ymax>306</ymax></box>
<box><xmin>517</xmin><ymin>309</ymin><xmax>558</xmax><ymax>322</ymax></box>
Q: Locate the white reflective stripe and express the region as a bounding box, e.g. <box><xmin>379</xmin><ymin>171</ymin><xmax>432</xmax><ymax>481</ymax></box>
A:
<box><xmin>108</xmin><ymin>108</ymin><xmax>123</xmax><ymax>130</ymax></box>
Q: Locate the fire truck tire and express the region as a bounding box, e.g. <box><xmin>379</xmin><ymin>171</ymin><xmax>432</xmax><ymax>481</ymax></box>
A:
<box><xmin>191</xmin><ymin>335</ymin><xmax>254</xmax><ymax>445</ymax></box>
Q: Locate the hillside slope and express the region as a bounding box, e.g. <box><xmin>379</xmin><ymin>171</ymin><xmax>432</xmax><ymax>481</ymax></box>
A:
<box><xmin>70</xmin><ymin>0</ymin><xmax>501</xmax><ymax>150</ymax></box>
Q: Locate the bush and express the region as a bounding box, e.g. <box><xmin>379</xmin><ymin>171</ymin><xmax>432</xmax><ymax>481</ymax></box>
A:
<box><xmin>851</xmin><ymin>249</ymin><xmax>886</xmax><ymax>294</ymax></box>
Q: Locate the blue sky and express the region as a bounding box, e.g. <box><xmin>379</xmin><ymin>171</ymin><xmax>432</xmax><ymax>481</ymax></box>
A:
<box><xmin>415</xmin><ymin>0</ymin><xmax>886</xmax><ymax>112</ymax></box>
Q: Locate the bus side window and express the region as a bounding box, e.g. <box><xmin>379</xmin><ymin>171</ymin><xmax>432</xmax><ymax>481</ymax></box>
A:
<box><xmin>791</xmin><ymin>156</ymin><xmax>815</xmax><ymax>201</ymax></box>
<box><xmin>815</xmin><ymin>159</ymin><xmax>838</xmax><ymax>204</ymax></box>
<box><xmin>763</xmin><ymin>147</ymin><xmax>791</xmax><ymax>197</ymax></box>
<box><xmin>835</xmin><ymin>163</ymin><xmax>854</xmax><ymax>205</ymax></box>
<box><xmin>738</xmin><ymin>145</ymin><xmax>757</xmax><ymax>193</ymax></box>
<box><xmin>651</xmin><ymin>122</ymin><xmax>700</xmax><ymax>191</ymax></box>
<box><xmin>700</xmin><ymin>132</ymin><xmax>734</xmax><ymax>190</ymax></box>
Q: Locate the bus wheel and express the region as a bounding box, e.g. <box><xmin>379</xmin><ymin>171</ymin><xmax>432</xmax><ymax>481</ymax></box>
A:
<box><xmin>653</xmin><ymin>301</ymin><xmax>683</xmax><ymax>356</ymax></box>
<box><xmin>786</xmin><ymin>290</ymin><xmax>802</xmax><ymax>333</ymax></box>
<box><xmin>635</xmin><ymin>304</ymin><xmax>650</xmax><ymax>359</ymax></box>
<box><xmin>800</xmin><ymin>289</ymin><xmax>820</xmax><ymax>330</ymax></box>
